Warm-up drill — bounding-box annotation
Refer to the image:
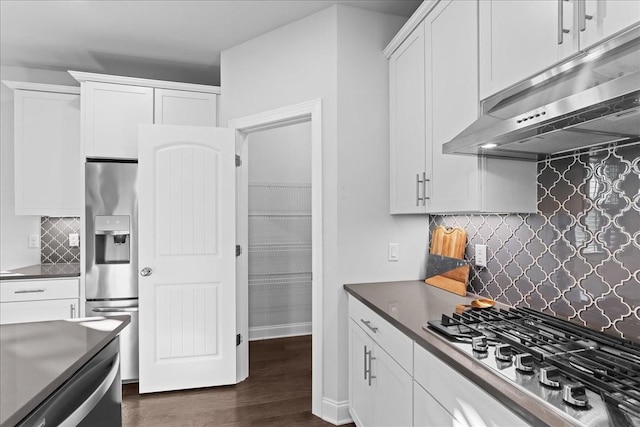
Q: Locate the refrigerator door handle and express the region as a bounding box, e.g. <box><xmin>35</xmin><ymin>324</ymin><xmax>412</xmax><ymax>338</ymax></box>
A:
<box><xmin>90</xmin><ymin>307</ymin><xmax>139</xmax><ymax>313</ymax></box>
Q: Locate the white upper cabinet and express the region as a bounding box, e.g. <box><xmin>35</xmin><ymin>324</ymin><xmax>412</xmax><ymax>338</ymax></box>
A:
<box><xmin>83</xmin><ymin>81</ymin><xmax>154</xmax><ymax>159</ymax></box>
<box><xmin>5</xmin><ymin>82</ymin><xmax>82</xmax><ymax>216</ymax></box>
<box><xmin>154</xmin><ymin>89</ymin><xmax>217</xmax><ymax>126</ymax></box>
<box><xmin>580</xmin><ymin>0</ymin><xmax>640</xmax><ymax>50</ymax></box>
<box><xmin>480</xmin><ymin>0</ymin><xmax>640</xmax><ymax>99</ymax></box>
<box><xmin>389</xmin><ymin>21</ymin><xmax>427</xmax><ymax>214</ymax></box>
<box><xmin>70</xmin><ymin>71</ymin><xmax>221</xmax><ymax>159</ymax></box>
<box><xmin>386</xmin><ymin>0</ymin><xmax>537</xmax><ymax>215</ymax></box>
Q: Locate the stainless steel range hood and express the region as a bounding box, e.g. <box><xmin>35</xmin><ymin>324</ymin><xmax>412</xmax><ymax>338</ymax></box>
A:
<box><xmin>443</xmin><ymin>25</ymin><xmax>640</xmax><ymax>161</ymax></box>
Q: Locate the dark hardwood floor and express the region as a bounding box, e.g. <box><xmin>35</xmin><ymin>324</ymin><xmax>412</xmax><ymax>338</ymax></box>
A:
<box><xmin>123</xmin><ymin>336</ymin><xmax>354</xmax><ymax>426</ymax></box>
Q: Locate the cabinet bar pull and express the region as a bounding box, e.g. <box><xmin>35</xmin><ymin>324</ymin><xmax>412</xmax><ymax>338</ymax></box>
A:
<box><xmin>368</xmin><ymin>354</ymin><xmax>376</xmax><ymax>386</ymax></box>
<box><xmin>558</xmin><ymin>0</ymin><xmax>570</xmax><ymax>45</ymax></box>
<box><xmin>423</xmin><ymin>171</ymin><xmax>429</xmax><ymax>203</ymax></box>
<box><xmin>70</xmin><ymin>304</ymin><xmax>76</xmax><ymax>318</ymax></box>
<box><xmin>578</xmin><ymin>0</ymin><xmax>592</xmax><ymax>31</ymax></box>
<box><xmin>364</xmin><ymin>345</ymin><xmax>369</xmax><ymax>380</ymax></box>
<box><xmin>14</xmin><ymin>289</ymin><xmax>45</xmax><ymax>294</ymax></box>
<box><xmin>360</xmin><ymin>318</ymin><xmax>378</xmax><ymax>333</ymax></box>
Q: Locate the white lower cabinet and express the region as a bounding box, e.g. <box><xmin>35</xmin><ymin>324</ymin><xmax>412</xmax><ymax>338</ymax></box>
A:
<box><xmin>0</xmin><ymin>278</ymin><xmax>79</xmax><ymax>325</ymax></box>
<box><xmin>348</xmin><ymin>297</ymin><xmax>413</xmax><ymax>427</ymax></box>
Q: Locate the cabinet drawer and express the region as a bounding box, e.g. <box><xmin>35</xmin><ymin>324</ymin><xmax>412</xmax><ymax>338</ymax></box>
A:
<box><xmin>0</xmin><ymin>299</ymin><xmax>79</xmax><ymax>325</ymax></box>
<box><xmin>348</xmin><ymin>296</ymin><xmax>413</xmax><ymax>374</ymax></box>
<box><xmin>0</xmin><ymin>279</ymin><xmax>79</xmax><ymax>302</ymax></box>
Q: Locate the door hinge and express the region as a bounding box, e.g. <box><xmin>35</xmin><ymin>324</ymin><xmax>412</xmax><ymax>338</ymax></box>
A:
<box><xmin>236</xmin><ymin>334</ymin><xmax>242</xmax><ymax>346</ymax></box>
<box><xmin>235</xmin><ymin>155</ymin><xmax>242</xmax><ymax>167</ymax></box>
<box><xmin>236</xmin><ymin>245</ymin><xmax>242</xmax><ymax>257</ymax></box>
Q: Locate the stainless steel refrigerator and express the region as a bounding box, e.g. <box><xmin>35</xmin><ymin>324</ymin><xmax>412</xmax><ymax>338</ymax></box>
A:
<box><xmin>85</xmin><ymin>160</ymin><xmax>138</xmax><ymax>382</ymax></box>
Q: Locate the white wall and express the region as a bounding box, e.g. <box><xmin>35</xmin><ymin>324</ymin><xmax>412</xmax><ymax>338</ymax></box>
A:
<box><xmin>0</xmin><ymin>66</ymin><xmax>78</xmax><ymax>270</ymax></box>
<box><xmin>221</xmin><ymin>5</ymin><xmax>427</xmax><ymax>422</ymax></box>
<box><xmin>248</xmin><ymin>121</ymin><xmax>311</xmax><ymax>183</ymax></box>
<box><xmin>335</xmin><ymin>6</ymin><xmax>429</xmax><ymax>404</ymax></box>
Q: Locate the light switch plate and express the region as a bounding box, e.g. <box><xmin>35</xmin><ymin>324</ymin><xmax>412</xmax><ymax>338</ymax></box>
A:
<box><xmin>388</xmin><ymin>243</ymin><xmax>400</xmax><ymax>262</ymax></box>
<box><xmin>475</xmin><ymin>244</ymin><xmax>487</xmax><ymax>267</ymax></box>
<box><xmin>69</xmin><ymin>233</ymin><xmax>80</xmax><ymax>247</ymax></box>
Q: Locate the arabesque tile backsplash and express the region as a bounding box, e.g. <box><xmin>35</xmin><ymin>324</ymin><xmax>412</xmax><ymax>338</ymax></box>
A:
<box><xmin>41</xmin><ymin>217</ymin><xmax>80</xmax><ymax>264</ymax></box>
<box><xmin>430</xmin><ymin>142</ymin><xmax>640</xmax><ymax>343</ymax></box>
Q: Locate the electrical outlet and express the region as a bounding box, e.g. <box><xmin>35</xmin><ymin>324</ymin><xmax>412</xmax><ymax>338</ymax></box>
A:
<box><xmin>28</xmin><ymin>234</ymin><xmax>40</xmax><ymax>248</ymax></box>
<box><xmin>475</xmin><ymin>244</ymin><xmax>487</xmax><ymax>267</ymax></box>
<box><xmin>388</xmin><ymin>243</ymin><xmax>399</xmax><ymax>262</ymax></box>
<box><xmin>69</xmin><ymin>233</ymin><xmax>80</xmax><ymax>247</ymax></box>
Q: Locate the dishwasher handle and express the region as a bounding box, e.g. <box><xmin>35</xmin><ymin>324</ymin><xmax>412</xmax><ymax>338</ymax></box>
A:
<box><xmin>59</xmin><ymin>353</ymin><xmax>120</xmax><ymax>427</ymax></box>
<box><xmin>90</xmin><ymin>306</ymin><xmax>139</xmax><ymax>313</ymax></box>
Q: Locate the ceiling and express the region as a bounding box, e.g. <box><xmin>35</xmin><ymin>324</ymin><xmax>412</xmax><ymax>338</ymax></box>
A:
<box><xmin>0</xmin><ymin>0</ymin><xmax>421</xmax><ymax>86</ymax></box>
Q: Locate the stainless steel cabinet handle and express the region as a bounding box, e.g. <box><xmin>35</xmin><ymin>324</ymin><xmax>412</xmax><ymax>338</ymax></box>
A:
<box><xmin>364</xmin><ymin>347</ymin><xmax>375</xmax><ymax>386</ymax></box>
<box><xmin>70</xmin><ymin>303</ymin><xmax>76</xmax><ymax>319</ymax></box>
<box><xmin>364</xmin><ymin>345</ymin><xmax>369</xmax><ymax>381</ymax></box>
<box><xmin>578</xmin><ymin>0</ymin><xmax>593</xmax><ymax>31</ymax></box>
<box><xmin>360</xmin><ymin>319</ymin><xmax>378</xmax><ymax>333</ymax></box>
<box><xmin>423</xmin><ymin>171</ymin><xmax>429</xmax><ymax>203</ymax></box>
<box><xmin>557</xmin><ymin>0</ymin><xmax>570</xmax><ymax>45</ymax></box>
<box><xmin>140</xmin><ymin>267</ymin><xmax>153</xmax><ymax>277</ymax></box>
<box><xmin>14</xmin><ymin>289</ymin><xmax>45</xmax><ymax>294</ymax></box>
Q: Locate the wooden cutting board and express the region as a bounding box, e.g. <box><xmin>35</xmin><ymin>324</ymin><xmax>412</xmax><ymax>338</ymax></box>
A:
<box><xmin>424</xmin><ymin>226</ymin><xmax>469</xmax><ymax>296</ymax></box>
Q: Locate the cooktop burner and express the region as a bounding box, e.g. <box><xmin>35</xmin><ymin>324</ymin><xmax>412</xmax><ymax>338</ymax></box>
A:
<box><xmin>426</xmin><ymin>307</ymin><xmax>640</xmax><ymax>427</ymax></box>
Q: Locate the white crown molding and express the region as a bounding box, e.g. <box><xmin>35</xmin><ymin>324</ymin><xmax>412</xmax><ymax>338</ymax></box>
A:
<box><xmin>2</xmin><ymin>80</ymin><xmax>80</xmax><ymax>94</ymax></box>
<box><xmin>383</xmin><ymin>0</ymin><xmax>440</xmax><ymax>58</ymax></box>
<box><xmin>68</xmin><ymin>71</ymin><xmax>221</xmax><ymax>94</ymax></box>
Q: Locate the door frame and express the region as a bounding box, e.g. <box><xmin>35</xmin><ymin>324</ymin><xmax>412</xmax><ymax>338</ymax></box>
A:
<box><xmin>228</xmin><ymin>99</ymin><xmax>323</xmax><ymax>416</ymax></box>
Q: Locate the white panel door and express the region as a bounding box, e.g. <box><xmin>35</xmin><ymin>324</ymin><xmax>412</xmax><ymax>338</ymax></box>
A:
<box><xmin>138</xmin><ymin>124</ymin><xmax>236</xmax><ymax>393</ymax></box>
<box><xmin>154</xmin><ymin>89</ymin><xmax>218</xmax><ymax>126</ymax></box>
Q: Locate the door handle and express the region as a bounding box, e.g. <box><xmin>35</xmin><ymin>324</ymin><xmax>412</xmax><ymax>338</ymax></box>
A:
<box><xmin>140</xmin><ymin>267</ymin><xmax>153</xmax><ymax>277</ymax></box>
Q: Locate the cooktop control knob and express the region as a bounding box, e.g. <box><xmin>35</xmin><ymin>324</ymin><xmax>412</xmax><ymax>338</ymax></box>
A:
<box><xmin>539</xmin><ymin>366</ymin><xmax>561</xmax><ymax>388</ymax></box>
<box><xmin>471</xmin><ymin>336</ymin><xmax>488</xmax><ymax>352</ymax></box>
<box><xmin>562</xmin><ymin>383</ymin><xmax>589</xmax><ymax>407</ymax></box>
<box><xmin>495</xmin><ymin>344</ymin><xmax>513</xmax><ymax>361</ymax></box>
<box><xmin>514</xmin><ymin>353</ymin><xmax>535</xmax><ymax>373</ymax></box>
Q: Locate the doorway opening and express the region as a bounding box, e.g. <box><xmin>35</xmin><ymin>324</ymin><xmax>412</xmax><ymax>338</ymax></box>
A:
<box><xmin>246</xmin><ymin>122</ymin><xmax>312</xmax><ymax>340</ymax></box>
<box><xmin>229</xmin><ymin>99</ymin><xmax>323</xmax><ymax>416</ymax></box>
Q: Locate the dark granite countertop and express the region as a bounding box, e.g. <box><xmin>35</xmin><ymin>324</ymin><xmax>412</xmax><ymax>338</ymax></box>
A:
<box><xmin>344</xmin><ymin>280</ymin><xmax>577</xmax><ymax>427</ymax></box>
<box><xmin>0</xmin><ymin>315</ymin><xmax>131</xmax><ymax>426</ymax></box>
<box><xmin>0</xmin><ymin>263</ymin><xmax>80</xmax><ymax>280</ymax></box>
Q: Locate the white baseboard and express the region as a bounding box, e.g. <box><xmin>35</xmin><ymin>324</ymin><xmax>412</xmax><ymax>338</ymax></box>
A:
<box><xmin>248</xmin><ymin>322</ymin><xmax>312</xmax><ymax>341</ymax></box>
<box><xmin>321</xmin><ymin>397</ymin><xmax>352</xmax><ymax>426</ymax></box>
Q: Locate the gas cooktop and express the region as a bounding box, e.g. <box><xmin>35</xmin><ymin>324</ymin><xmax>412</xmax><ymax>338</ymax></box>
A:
<box><xmin>426</xmin><ymin>307</ymin><xmax>640</xmax><ymax>427</ymax></box>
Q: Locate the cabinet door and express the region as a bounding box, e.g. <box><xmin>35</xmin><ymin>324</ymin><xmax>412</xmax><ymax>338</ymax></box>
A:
<box><xmin>413</xmin><ymin>381</ymin><xmax>455</xmax><ymax>427</ymax></box>
<box><xmin>349</xmin><ymin>319</ymin><xmax>374</xmax><ymax>427</ymax></box>
<box><xmin>426</xmin><ymin>0</ymin><xmax>481</xmax><ymax>213</ymax></box>
<box><xmin>14</xmin><ymin>90</ymin><xmax>81</xmax><ymax>216</ymax></box>
<box><xmin>373</xmin><ymin>346</ymin><xmax>412</xmax><ymax>427</ymax></box>
<box><xmin>581</xmin><ymin>0</ymin><xmax>640</xmax><ymax>50</ymax></box>
<box><xmin>0</xmin><ymin>298</ymin><xmax>78</xmax><ymax>325</ymax></box>
<box><xmin>154</xmin><ymin>89</ymin><xmax>217</xmax><ymax>126</ymax></box>
<box><xmin>389</xmin><ymin>21</ymin><xmax>427</xmax><ymax>214</ymax></box>
<box><xmin>84</xmin><ymin>81</ymin><xmax>153</xmax><ymax>159</ymax></box>
<box><xmin>479</xmin><ymin>0</ymin><xmax>579</xmax><ymax>99</ymax></box>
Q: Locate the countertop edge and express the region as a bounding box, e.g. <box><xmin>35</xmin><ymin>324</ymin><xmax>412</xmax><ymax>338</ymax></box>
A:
<box><xmin>0</xmin><ymin>264</ymin><xmax>80</xmax><ymax>281</ymax></box>
<box><xmin>344</xmin><ymin>282</ymin><xmax>578</xmax><ymax>427</ymax></box>
<box><xmin>1</xmin><ymin>316</ymin><xmax>130</xmax><ymax>427</ymax></box>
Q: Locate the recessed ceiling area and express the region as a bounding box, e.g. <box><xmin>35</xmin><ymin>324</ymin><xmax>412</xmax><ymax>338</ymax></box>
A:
<box><xmin>0</xmin><ymin>0</ymin><xmax>421</xmax><ymax>85</ymax></box>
